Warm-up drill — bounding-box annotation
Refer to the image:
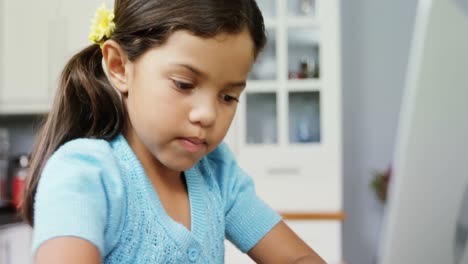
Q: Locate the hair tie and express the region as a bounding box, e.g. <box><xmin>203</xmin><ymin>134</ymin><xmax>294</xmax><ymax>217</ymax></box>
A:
<box><xmin>88</xmin><ymin>3</ymin><xmax>115</xmax><ymax>48</ymax></box>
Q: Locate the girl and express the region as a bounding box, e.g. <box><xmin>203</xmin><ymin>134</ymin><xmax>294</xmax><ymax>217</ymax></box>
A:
<box><xmin>22</xmin><ymin>0</ymin><xmax>326</xmax><ymax>263</ymax></box>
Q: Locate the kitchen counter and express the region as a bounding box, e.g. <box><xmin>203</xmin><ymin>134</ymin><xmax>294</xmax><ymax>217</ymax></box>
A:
<box><xmin>0</xmin><ymin>206</ymin><xmax>23</xmax><ymax>227</ymax></box>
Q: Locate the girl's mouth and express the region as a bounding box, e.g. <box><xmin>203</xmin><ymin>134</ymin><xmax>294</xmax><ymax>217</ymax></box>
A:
<box><xmin>178</xmin><ymin>137</ymin><xmax>207</xmax><ymax>153</ymax></box>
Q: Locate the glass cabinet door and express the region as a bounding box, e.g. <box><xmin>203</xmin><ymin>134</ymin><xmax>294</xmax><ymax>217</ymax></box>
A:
<box><xmin>287</xmin><ymin>27</ymin><xmax>320</xmax><ymax>80</ymax></box>
<box><xmin>288</xmin><ymin>91</ymin><xmax>320</xmax><ymax>143</ymax></box>
<box><xmin>246</xmin><ymin>93</ymin><xmax>278</xmax><ymax>144</ymax></box>
<box><xmin>243</xmin><ymin>0</ymin><xmax>322</xmax><ymax>146</ymax></box>
<box><xmin>249</xmin><ymin>28</ymin><xmax>277</xmax><ymax>81</ymax></box>
<box><xmin>256</xmin><ymin>0</ymin><xmax>277</xmax><ymax>19</ymax></box>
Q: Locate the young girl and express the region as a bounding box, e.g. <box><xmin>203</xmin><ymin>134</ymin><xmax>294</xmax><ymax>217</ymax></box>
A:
<box><xmin>22</xmin><ymin>1</ymin><xmax>326</xmax><ymax>263</ymax></box>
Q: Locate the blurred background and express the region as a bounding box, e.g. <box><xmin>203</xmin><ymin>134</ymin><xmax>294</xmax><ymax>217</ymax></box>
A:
<box><xmin>0</xmin><ymin>0</ymin><xmax>424</xmax><ymax>264</ymax></box>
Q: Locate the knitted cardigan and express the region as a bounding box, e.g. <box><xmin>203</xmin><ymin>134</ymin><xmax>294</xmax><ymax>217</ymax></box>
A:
<box><xmin>33</xmin><ymin>135</ymin><xmax>281</xmax><ymax>263</ymax></box>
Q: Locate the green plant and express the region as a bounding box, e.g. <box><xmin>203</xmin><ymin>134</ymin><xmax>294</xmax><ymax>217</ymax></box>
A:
<box><xmin>370</xmin><ymin>165</ymin><xmax>392</xmax><ymax>203</ymax></box>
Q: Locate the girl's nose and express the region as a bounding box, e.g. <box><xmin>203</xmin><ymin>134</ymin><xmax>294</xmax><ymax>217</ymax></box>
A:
<box><xmin>188</xmin><ymin>100</ymin><xmax>217</xmax><ymax>127</ymax></box>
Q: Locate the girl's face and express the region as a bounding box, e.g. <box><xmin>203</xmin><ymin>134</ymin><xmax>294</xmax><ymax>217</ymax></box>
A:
<box><xmin>121</xmin><ymin>29</ymin><xmax>254</xmax><ymax>173</ymax></box>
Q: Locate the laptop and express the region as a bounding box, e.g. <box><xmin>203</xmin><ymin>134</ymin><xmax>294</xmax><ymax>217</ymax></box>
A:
<box><xmin>378</xmin><ymin>0</ymin><xmax>468</xmax><ymax>263</ymax></box>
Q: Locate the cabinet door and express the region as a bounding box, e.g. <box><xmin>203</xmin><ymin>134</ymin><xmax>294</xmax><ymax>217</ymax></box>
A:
<box><xmin>0</xmin><ymin>224</ymin><xmax>33</xmax><ymax>264</ymax></box>
<box><xmin>236</xmin><ymin>0</ymin><xmax>342</xmax><ymax>211</ymax></box>
<box><xmin>0</xmin><ymin>0</ymin><xmax>57</xmax><ymax>113</ymax></box>
<box><xmin>0</xmin><ymin>233</ymin><xmax>8</xmax><ymax>264</ymax></box>
<box><xmin>0</xmin><ymin>0</ymin><xmax>98</xmax><ymax>114</ymax></box>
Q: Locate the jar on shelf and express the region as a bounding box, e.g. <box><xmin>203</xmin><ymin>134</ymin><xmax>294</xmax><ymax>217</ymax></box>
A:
<box><xmin>298</xmin><ymin>56</ymin><xmax>317</xmax><ymax>79</ymax></box>
<box><xmin>298</xmin><ymin>0</ymin><xmax>314</xmax><ymax>15</ymax></box>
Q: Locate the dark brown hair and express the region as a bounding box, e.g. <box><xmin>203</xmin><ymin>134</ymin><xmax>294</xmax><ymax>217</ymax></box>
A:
<box><xmin>22</xmin><ymin>0</ymin><xmax>266</xmax><ymax>225</ymax></box>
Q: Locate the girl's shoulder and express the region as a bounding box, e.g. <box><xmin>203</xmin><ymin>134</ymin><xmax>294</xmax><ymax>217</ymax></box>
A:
<box><xmin>53</xmin><ymin>137</ymin><xmax>114</xmax><ymax>158</ymax></box>
<box><xmin>41</xmin><ymin>136</ymin><xmax>122</xmax><ymax>186</ymax></box>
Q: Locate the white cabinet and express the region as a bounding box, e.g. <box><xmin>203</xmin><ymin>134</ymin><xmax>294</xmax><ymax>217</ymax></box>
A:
<box><xmin>234</xmin><ymin>0</ymin><xmax>343</xmax><ymax>213</ymax></box>
<box><xmin>0</xmin><ymin>0</ymin><xmax>55</xmax><ymax>113</ymax></box>
<box><xmin>0</xmin><ymin>1</ymin><xmax>98</xmax><ymax>114</ymax></box>
<box><xmin>225</xmin><ymin>0</ymin><xmax>343</xmax><ymax>262</ymax></box>
<box><xmin>0</xmin><ymin>224</ymin><xmax>33</xmax><ymax>264</ymax></box>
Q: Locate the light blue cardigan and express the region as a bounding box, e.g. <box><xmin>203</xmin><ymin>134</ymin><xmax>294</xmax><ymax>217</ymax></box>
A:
<box><xmin>33</xmin><ymin>134</ymin><xmax>281</xmax><ymax>263</ymax></box>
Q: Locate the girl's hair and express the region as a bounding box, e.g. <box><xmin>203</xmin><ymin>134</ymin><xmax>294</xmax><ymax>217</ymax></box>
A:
<box><xmin>22</xmin><ymin>0</ymin><xmax>266</xmax><ymax>225</ymax></box>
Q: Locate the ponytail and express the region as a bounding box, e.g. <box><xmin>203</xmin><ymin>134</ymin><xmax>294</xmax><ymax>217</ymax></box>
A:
<box><xmin>21</xmin><ymin>44</ymin><xmax>126</xmax><ymax>225</ymax></box>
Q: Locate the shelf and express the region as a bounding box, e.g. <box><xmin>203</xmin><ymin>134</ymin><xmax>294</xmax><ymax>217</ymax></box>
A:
<box><xmin>286</xmin><ymin>17</ymin><xmax>320</xmax><ymax>28</ymax></box>
<box><xmin>286</xmin><ymin>79</ymin><xmax>321</xmax><ymax>91</ymax></box>
<box><xmin>246</xmin><ymin>80</ymin><xmax>278</xmax><ymax>92</ymax></box>
<box><xmin>246</xmin><ymin>80</ymin><xmax>321</xmax><ymax>92</ymax></box>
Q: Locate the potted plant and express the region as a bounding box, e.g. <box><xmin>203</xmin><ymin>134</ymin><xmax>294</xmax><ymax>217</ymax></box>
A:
<box><xmin>370</xmin><ymin>165</ymin><xmax>392</xmax><ymax>203</ymax></box>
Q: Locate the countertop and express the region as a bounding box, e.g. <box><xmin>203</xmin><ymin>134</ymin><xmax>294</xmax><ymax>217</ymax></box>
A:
<box><xmin>0</xmin><ymin>206</ymin><xmax>23</xmax><ymax>227</ymax></box>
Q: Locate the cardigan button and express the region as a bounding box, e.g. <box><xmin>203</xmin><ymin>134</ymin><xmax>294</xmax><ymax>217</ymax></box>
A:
<box><xmin>187</xmin><ymin>247</ymin><xmax>199</xmax><ymax>262</ymax></box>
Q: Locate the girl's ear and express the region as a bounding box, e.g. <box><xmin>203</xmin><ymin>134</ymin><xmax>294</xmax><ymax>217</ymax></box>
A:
<box><xmin>102</xmin><ymin>40</ymin><xmax>130</xmax><ymax>94</ymax></box>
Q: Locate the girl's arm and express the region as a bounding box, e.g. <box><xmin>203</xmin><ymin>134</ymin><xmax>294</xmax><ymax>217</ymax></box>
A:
<box><xmin>247</xmin><ymin>221</ymin><xmax>326</xmax><ymax>264</ymax></box>
<box><xmin>31</xmin><ymin>140</ymin><xmax>124</xmax><ymax>263</ymax></box>
<box><xmin>35</xmin><ymin>237</ymin><xmax>100</xmax><ymax>264</ymax></box>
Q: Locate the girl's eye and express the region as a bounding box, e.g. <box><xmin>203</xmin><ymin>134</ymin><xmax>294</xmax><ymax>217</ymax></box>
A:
<box><xmin>173</xmin><ymin>80</ymin><xmax>194</xmax><ymax>90</ymax></box>
<box><xmin>220</xmin><ymin>94</ymin><xmax>239</xmax><ymax>103</ymax></box>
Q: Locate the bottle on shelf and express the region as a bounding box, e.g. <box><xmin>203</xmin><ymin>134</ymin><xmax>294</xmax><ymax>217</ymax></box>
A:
<box><xmin>12</xmin><ymin>154</ymin><xmax>30</xmax><ymax>209</ymax></box>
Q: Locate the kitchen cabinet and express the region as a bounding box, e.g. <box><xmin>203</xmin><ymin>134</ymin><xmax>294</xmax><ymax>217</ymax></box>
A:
<box><xmin>224</xmin><ymin>0</ymin><xmax>343</xmax><ymax>262</ymax></box>
<box><xmin>0</xmin><ymin>0</ymin><xmax>98</xmax><ymax>114</ymax></box>
<box><xmin>0</xmin><ymin>0</ymin><xmax>60</xmax><ymax>113</ymax></box>
<box><xmin>0</xmin><ymin>223</ymin><xmax>33</xmax><ymax>264</ymax></box>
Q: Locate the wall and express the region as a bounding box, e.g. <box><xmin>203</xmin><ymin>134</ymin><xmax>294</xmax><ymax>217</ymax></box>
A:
<box><xmin>0</xmin><ymin>115</ymin><xmax>42</xmax><ymax>156</ymax></box>
<box><xmin>340</xmin><ymin>0</ymin><xmax>418</xmax><ymax>264</ymax></box>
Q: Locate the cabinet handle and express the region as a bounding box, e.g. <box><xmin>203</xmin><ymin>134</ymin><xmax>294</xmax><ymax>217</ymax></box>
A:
<box><xmin>267</xmin><ymin>167</ymin><xmax>301</xmax><ymax>176</ymax></box>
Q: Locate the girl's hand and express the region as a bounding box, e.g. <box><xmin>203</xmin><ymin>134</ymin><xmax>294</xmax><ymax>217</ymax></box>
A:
<box><xmin>247</xmin><ymin>221</ymin><xmax>326</xmax><ymax>264</ymax></box>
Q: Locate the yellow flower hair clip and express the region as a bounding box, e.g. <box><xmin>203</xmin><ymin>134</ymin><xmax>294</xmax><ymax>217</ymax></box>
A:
<box><xmin>88</xmin><ymin>3</ymin><xmax>115</xmax><ymax>48</ymax></box>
